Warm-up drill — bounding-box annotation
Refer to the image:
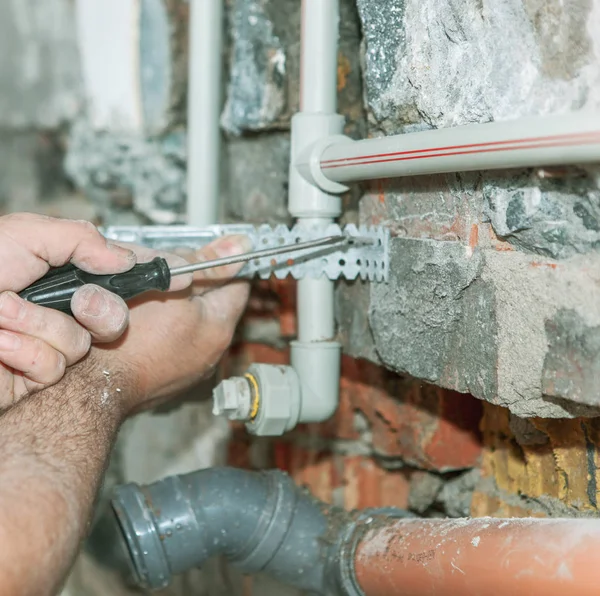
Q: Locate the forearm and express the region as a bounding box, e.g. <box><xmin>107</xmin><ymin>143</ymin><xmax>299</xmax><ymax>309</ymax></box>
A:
<box><xmin>0</xmin><ymin>353</ymin><xmax>132</xmax><ymax>596</ymax></box>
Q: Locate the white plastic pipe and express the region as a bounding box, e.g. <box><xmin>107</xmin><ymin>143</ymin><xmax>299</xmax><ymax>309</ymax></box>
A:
<box><xmin>313</xmin><ymin>112</ymin><xmax>600</xmax><ymax>184</ymax></box>
<box><xmin>299</xmin><ymin>0</ymin><xmax>339</xmax><ymax>113</ymax></box>
<box><xmin>187</xmin><ymin>0</ymin><xmax>223</xmax><ymax>225</ymax></box>
<box><xmin>297</xmin><ymin>272</ymin><xmax>335</xmax><ymax>342</ymax></box>
<box><xmin>288</xmin><ymin>0</ymin><xmax>342</xmax><ymax>425</ymax></box>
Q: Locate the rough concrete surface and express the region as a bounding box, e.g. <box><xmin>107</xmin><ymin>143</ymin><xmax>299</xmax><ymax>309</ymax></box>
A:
<box><xmin>485</xmin><ymin>249</ymin><xmax>600</xmax><ymax>417</ymax></box>
<box><xmin>369</xmin><ymin>238</ymin><xmax>496</xmax><ymax>399</ymax></box>
<box><xmin>65</xmin><ymin>122</ymin><xmax>187</xmax><ymax>225</ymax></box>
<box><xmin>221</xmin><ymin>0</ymin><xmax>287</xmax><ymax>135</ymax></box>
<box><xmin>483</xmin><ymin>167</ymin><xmax>600</xmax><ymax>258</ymax></box>
<box><xmin>437</xmin><ymin>469</ymin><xmax>480</xmax><ymax>518</ymax></box>
<box><xmin>368</xmin><ymin>238</ymin><xmax>600</xmax><ymax>418</ymax></box>
<box><xmin>359</xmin><ymin>0</ymin><xmax>600</xmax><ymax>134</ymax></box>
<box><xmin>542</xmin><ymin>309</ymin><xmax>600</xmax><ymax>408</ymax></box>
<box><xmin>348</xmin><ymin>0</ymin><xmax>600</xmax><ymax>418</ymax></box>
<box><xmin>225</xmin><ymin>133</ymin><xmax>292</xmax><ymax>224</ymax></box>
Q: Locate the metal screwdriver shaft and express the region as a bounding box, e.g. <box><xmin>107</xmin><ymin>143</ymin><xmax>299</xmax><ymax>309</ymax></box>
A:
<box><xmin>169</xmin><ymin>235</ymin><xmax>349</xmax><ymax>276</ymax></box>
<box><xmin>19</xmin><ymin>234</ymin><xmax>373</xmax><ymax>316</ymax></box>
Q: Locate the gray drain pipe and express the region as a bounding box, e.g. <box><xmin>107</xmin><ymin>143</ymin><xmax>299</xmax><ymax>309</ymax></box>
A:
<box><xmin>111</xmin><ymin>467</ymin><xmax>408</xmax><ymax>595</ymax></box>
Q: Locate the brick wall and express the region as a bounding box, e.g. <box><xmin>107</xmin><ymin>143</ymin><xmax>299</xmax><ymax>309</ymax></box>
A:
<box><xmin>3</xmin><ymin>1</ymin><xmax>600</xmax><ymax>594</ymax></box>
<box><xmin>222</xmin><ymin>280</ymin><xmax>484</xmax><ymax>522</ymax></box>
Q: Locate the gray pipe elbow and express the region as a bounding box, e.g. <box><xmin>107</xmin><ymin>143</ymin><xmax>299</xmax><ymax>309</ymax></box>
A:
<box><xmin>112</xmin><ymin>468</ymin><xmax>336</xmax><ymax>593</ymax></box>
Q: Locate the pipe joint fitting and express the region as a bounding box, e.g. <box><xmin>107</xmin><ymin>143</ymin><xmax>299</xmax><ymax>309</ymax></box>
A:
<box><xmin>212</xmin><ymin>345</ymin><xmax>341</xmax><ymax>435</ymax></box>
<box><xmin>111</xmin><ymin>468</ymin><xmax>335</xmax><ymax>594</ymax></box>
<box><xmin>212</xmin><ymin>364</ymin><xmax>302</xmax><ymax>436</ymax></box>
<box><xmin>289</xmin><ymin>113</ymin><xmax>346</xmax><ymax>219</ymax></box>
<box><xmin>244</xmin><ymin>363</ymin><xmax>301</xmax><ymax>436</ymax></box>
<box><xmin>296</xmin><ymin>134</ymin><xmax>352</xmax><ymax>194</ymax></box>
<box><xmin>291</xmin><ymin>339</ymin><xmax>341</xmax><ymax>423</ymax></box>
<box><xmin>332</xmin><ymin>508</ymin><xmax>415</xmax><ymax>596</ymax></box>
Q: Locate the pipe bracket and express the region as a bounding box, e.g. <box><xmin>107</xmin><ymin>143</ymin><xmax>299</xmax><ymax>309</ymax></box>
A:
<box><xmin>102</xmin><ymin>223</ymin><xmax>390</xmax><ymax>282</ymax></box>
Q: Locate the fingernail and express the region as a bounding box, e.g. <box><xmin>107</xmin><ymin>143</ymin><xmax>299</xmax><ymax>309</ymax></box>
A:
<box><xmin>80</xmin><ymin>286</ymin><xmax>109</xmax><ymax>317</ymax></box>
<box><xmin>0</xmin><ymin>331</ymin><xmax>21</xmax><ymax>351</ymax></box>
<box><xmin>107</xmin><ymin>242</ymin><xmax>136</xmax><ymax>263</ymax></box>
<box><xmin>0</xmin><ymin>292</ymin><xmax>25</xmax><ymax>320</ymax></box>
<box><xmin>214</xmin><ymin>235</ymin><xmax>253</xmax><ymax>259</ymax></box>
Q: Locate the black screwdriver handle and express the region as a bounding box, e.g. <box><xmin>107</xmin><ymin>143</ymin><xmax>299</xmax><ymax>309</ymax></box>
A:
<box><xmin>18</xmin><ymin>257</ymin><xmax>172</xmax><ymax>316</ymax></box>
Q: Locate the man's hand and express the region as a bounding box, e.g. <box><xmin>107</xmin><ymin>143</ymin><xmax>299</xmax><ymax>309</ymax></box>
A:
<box><xmin>92</xmin><ymin>234</ymin><xmax>252</xmax><ymax>417</ymax></box>
<box><xmin>0</xmin><ymin>213</ymin><xmax>137</xmax><ymax>406</ymax></box>
<box><xmin>0</xmin><ymin>235</ymin><xmax>251</xmax><ymax>595</ymax></box>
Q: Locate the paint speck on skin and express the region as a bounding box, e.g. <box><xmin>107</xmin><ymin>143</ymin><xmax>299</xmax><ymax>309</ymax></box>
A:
<box><xmin>498</xmin><ymin>522</ymin><xmax>509</xmax><ymax>529</ymax></box>
<box><xmin>471</xmin><ymin>536</ymin><xmax>480</xmax><ymax>547</ymax></box>
<box><xmin>101</xmin><ymin>389</ymin><xmax>109</xmax><ymax>405</ymax></box>
<box><xmin>451</xmin><ymin>560</ymin><xmax>465</xmax><ymax>575</ymax></box>
<box><xmin>100</xmin><ymin>369</ymin><xmax>112</xmax><ymax>406</ymax></box>
<box><xmin>556</xmin><ymin>562</ymin><xmax>573</xmax><ymax>580</ymax></box>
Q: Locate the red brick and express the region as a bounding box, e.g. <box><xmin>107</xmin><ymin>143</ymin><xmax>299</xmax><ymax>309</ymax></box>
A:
<box><xmin>334</xmin><ymin>358</ymin><xmax>482</xmax><ymax>471</ymax></box>
<box><xmin>227</xmin><ymin>424</ymin><xmax>254</xmax><ymax>469</ymax></box>
<box><xmin>288</xmin><ymin>446</ymin><xmax>336</xmax><ymax>504</ymax></box>
<box><xmin>224</xmin><ymin>345</ymin><xmax>482</xmax><ymax>478</ymax></box>
<box><xmin>243</xmin><ymin>279</ymin><xmax>297</xmax><ymax>338</ymax></box>
<box><xmin>343</xmin><ymin>456</ymin><xmax>411</xmax><ymax>511</ymax></box>
<box><xmin>380</xmin><ymin>470</ymin><xmax>411</xmax><ymax>510</ymax></box>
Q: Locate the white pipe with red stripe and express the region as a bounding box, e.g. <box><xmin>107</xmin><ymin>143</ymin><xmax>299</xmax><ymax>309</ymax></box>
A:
<box><xmin>298</xmin><ymin>112</ymin><xmax>600</xmax><ymax>186</ymax></box>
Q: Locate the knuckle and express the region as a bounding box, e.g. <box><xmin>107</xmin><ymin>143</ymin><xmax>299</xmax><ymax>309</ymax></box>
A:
<box><xmin>215</xmin><ymin>324</ymin><xmax>235</xmax><ymax>354</ymax></box>
<box><xmin>55</xmin><ymin>351</ymin><xmax>66</xmax><ymax>375</ymax></box>
<box><xmin>73</xmin><ymin>219</ymin><xmax>99</xmax><ymax>238</ymax></box>
<box><xmin>46</xmin><ymin>352</ymin><xmax>66</xmax><ymax>384</ymax></box>
<box><xmin>104</xmin><ymin>294</ymin><xmax>129</xmax><ymax>333</ymax></box>
<box><xmin>74</xmin><ymin>329</ymin><xmax>92</xmax><ymax>359</ymax></box>
<box><xmin>2</xmin><ymin>212</ymin><xmax>31</xmax><ymax>224</ymax></box>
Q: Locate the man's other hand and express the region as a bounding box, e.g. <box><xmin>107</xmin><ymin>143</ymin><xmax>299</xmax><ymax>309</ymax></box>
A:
<box><xmin>91</xmin><ymin>235</ymin><xmax>251</xmax><ymax>417</ymax></box>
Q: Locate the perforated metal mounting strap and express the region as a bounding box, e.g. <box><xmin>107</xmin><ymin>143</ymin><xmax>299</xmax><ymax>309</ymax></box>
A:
<box><xmin>101</xmin><ymin>223</ymin><xmax>389</xmax><ymax>282</ymax></box>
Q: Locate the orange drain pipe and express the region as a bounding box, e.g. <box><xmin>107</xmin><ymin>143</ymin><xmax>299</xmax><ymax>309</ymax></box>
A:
<box><xmin>353</xmin><ymin>517</ymin><xmax>600</xmax><ymax>596</ymax></box>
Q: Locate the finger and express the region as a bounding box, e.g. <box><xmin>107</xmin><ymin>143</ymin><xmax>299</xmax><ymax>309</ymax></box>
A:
<box><xmin>189</xmin><ymin>235</ymin><xmax>252</xmax><ymax>296</ymax></box>
<box><xmin>71</xmin><ymin>285</ymin><xmax>130</xmax><ymax>343</ymax></box>
<box><xmin>0</xmin><ymin>330</ymin><xmax>66</xmax><ymax>386</ymax></box>
<box><xmin>201</xmin><ymin>279</ymin><xmax>250</xmax><ymax>325</ymax></box>
<box><xmin>0</xmin><ymin>291</ymin><xmax>91</xmax><ymax>365</ymax></box>
<box><xmin>0</xmin><ymin>213</ymin><xmax>136</xmax><ymax>292</ymax></box>
<box><xmin>195</xmin><ymin>279</ymin><xmax>251</xmax><ymax>359</ymax></box>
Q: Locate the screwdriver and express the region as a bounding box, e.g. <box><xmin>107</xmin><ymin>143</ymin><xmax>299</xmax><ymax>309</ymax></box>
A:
<box><xmin>18</xmin><ymin>235</ymin><xmax>349</xmax><ymax>316</ymax></box>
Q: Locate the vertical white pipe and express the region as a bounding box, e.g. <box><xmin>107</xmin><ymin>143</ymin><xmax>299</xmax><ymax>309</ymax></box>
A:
<box><xmin>295</xmin><ymin>0</ymin><xmax>340</xmax><ymax>345</ymax></box>
<box><xmin>300</xmin><ymin>0</ymin><xmax>339</xmax><ymax>113</ymax></box>
<box><xmin>187</xmin><ymin>0</ymin><xmax>223</xmax><ymax>225</ymax></box>
<box><xmin>288</xmin><ymin>0</ymin><xmax>342</xmax><ymax>423</ymax></box>
<box><xmin>297</xmin><ymin>271</ymin><xmax>335</xmax><ymax>342</ymax></box>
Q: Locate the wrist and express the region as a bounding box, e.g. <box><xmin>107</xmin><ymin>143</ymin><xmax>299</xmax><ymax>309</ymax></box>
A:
<box><xmin>80</xmin><ymin>349</ymin><xmax>143</xmax><ymax>422</ymax></box>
